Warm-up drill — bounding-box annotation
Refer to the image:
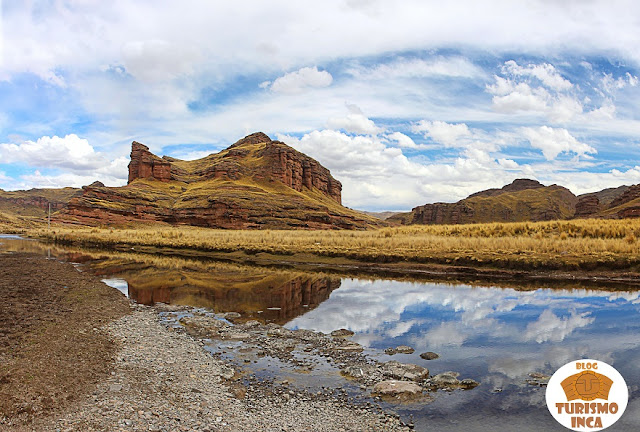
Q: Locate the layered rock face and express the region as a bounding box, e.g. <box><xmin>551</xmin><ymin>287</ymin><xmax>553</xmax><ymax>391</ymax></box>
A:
<box><xmin>126</xmin><ymin>133</ymin><xmax>342</xmax><ymax>204</ymax></box>
<box><xmin>574</xmin><ymin>185</ymin><xmax>636</xmax><ymax>219</ymax></box>
<box><xmin>60</xmin><ymin>132</ymin><xmax>380</xmax><ymax>229</ymax></box>
<box><xmin>259</xmin><ymin>140</ymin><xmax>342</xmax><ymax>204</ymax></box>
<box><xmin>574</xmin><ymin>195</ymin><xmax>601</xmax><ymax>218</ymax></box>
<box><xmin>128</xmin><ymin>142</ymin><xmax>172</xmax><ymax>183</ymax></box>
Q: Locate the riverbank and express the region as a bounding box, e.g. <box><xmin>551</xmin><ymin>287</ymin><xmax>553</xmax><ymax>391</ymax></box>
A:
<box><xmin>0</xmin><ymin>253</ymin><xmax>411</xmax><ymax>431</ymax></box>
<box><xmin>28</xmin><ymin>219</ymin><xmax>640</xmax><ymax>286</ymax></box>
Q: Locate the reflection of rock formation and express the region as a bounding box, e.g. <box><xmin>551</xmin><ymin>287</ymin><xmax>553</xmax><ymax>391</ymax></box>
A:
<box><xmin>91</xmin><ymin>264</ymin><xmax>340</xmax><ymax>324</ymax></box>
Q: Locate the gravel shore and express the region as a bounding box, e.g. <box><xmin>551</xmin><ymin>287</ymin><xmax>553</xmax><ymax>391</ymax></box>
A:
<box><xmin>30</xmin><ymin>305</ymin><xmax>410</xmax><ymax>432</ymax></box>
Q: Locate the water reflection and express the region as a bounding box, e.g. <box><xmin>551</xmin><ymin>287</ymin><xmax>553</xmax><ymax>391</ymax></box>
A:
<box><xmin>0</xmin><ymin>236</ymin><xmax>340</xmax><ymax>324</ymax></box>
<box><xmin>2</xmin><ymin>236</ymin><xmax>640</xmax><ymax>431</ymax></box>
<box><xmin>287</xmin><ymin>279</ymin><xmax>640</xmax><ymax>431</ymax></box>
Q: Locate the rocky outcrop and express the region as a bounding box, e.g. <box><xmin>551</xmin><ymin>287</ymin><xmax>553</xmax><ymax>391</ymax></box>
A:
<box><xmin>126</xmin><ymin>133</ymin><xmax>341</xmax><ymax>204</ymax></box>
<box><xmin>609</xmin><ymin>184</ymin><xmax>640</xmax><ymax>209</ymax></box>
<box><xmin>574</xmin><ymin>195</ymin><xmax>601</xmax><ymax>218</ymax></box>
<box><xmin>128</xmin><ymin>142</ymin><xmax>172</xmax><ymax>183</ymax></box>
<box><xmin>468</xmin><ymin>178</ymin><xmax>544</xmax><ymax>198</ymax></box>
<box><xmin>400</xmin><ymin>179</ymin><xmax>578</xmax><ymax>225</ymax></box>
<box><xmin>59</xmin><ymin>133</ymin><xmax>379</xmax><ymax>229</ymax></box>
<box><xmin>258</xmin><ymin>140</ymin><xmax>342</xmax><ymax>204</ymax></box>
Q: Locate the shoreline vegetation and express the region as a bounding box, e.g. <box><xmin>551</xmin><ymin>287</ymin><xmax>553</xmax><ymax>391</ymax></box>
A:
<box><xmin>5</xmin><ymin>217</ymin><xmax>640</xmax><ymax>284</ymax></box>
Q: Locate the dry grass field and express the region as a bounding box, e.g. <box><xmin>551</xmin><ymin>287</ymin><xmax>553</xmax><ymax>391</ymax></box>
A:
<box><xmin>25</xmin><ymin>218</ymin><xmax>640</xmax><ymax>272</ymax></box>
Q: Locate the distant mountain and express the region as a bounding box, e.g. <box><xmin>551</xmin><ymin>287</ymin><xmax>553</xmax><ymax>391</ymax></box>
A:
<box><xmin>389</xmin><ymin>179</ymin><xmax>580</xmax><ymax>225</ymax></box>
<box><xmin>0</xmin><ymin>187</ymin><xmax>81</xmax><ymax>218</ymax></box>
<box><xmin>57</xmin><ymin>132</ymin><xmax>384</xmax><ymax>229</ymax></box>
<box><xmin>361</xmin><ymin>211</ymin><xmax>401</xmax><ymax>220</ymax></box>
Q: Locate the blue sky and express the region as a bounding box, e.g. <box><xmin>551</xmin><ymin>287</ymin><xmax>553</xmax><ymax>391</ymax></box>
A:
<box><xmin>2</xmin><ymin>1</ymin><xmax>640</xmax><ymax>211</ymax></box>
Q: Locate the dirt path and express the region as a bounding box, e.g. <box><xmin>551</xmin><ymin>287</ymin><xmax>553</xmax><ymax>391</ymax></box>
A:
<box><xmin>0</xmin><ymin>252</ymin><xmax>130</xmax><ymax>428</ymax></box>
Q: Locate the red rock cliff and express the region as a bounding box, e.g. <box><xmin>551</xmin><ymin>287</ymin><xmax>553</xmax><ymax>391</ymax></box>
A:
<box><xmin>128</xmin><ymin>141</ymin><xmax>172</xmax><ymax>183</ymax></box>
<box><xmin>258</xmin><ymin>138</ymin><xmax>342</xmax><ymax>204</ymax></box>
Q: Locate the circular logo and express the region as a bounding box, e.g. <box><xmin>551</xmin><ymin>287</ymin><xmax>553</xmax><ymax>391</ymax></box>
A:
<box><xmin>546</xmin><ymin>359</ymin><xmax>628</xmax><ymax>431</ymax></box>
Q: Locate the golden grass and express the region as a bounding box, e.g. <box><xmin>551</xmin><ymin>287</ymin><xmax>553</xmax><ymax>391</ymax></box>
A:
<box><xmin>30</xmin><ymin>218</ymin><xmax>640</xmax><ymax>271</ymax></box>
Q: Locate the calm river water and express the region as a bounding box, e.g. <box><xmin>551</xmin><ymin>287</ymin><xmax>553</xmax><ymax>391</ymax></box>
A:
<box><xmin>2</xmin><ymin>234</ymin><xmax>639</xmax><ymax>431</ymax></box>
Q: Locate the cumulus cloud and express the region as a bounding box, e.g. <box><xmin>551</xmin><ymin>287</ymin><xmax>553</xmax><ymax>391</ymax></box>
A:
<box><xmin>280</xmin><ymin>125</ymin><xmax>522</xmax><ymax>209</ymax></box>
<box><xmin>264</xmin><ymin>67</ymin><xmax>333</xmax><ymax>94</ymax></box>
<box><xmin>521</xmin><ymin>126</ymin><xmax>597</xmax><ymax>160</ymax></box>
<box><xmin>326</xmin><ymin>106</ymin><xmax>385</xmax><ymax>135</ymax></box>
<box><xmin>0</xmin><ymin>134</ymin><xmax>129</xmax><ymax>189</ymax></box>
<box><xmin>386</xmin><ymin>131</ymin><xmax>418</xmax><ymax>148</ymax></box>
<box><xmin>0</xmin><ymin>134</ymin><xmax>110</xmax><ymax>171</ymax></box>
<box><xmin>14</xmin><ymin>167</ymin><xmax>128</xmax><ymax>189</ymax></box>
<box><xmin>412</xmin><ymin>120</ymin><xmax>471</xmax><ymax>147</ymax></box>
<box><xmin>487</xmin><ymin>61</ymin><xmax>583</xmax><ymax>122</ymax></box>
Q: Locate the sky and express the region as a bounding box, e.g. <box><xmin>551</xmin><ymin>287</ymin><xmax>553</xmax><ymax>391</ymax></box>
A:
<box><xmin>2</xmin><ymin>1</ymin><xmax>640</xmax><ymax>211</ymax></box>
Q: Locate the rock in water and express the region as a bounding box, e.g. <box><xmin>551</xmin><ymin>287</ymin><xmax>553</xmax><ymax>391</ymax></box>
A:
<box><xmin>384</xmin><ymin>345</ymin><xmax>415</xmax><ymax>355</ymax></box>
<box><xmin>419</xmin><ymin>351</ymin><xmax>439</xmax><ymax>360</ymax></box>
<box><xmin>330</xmin><ymin>329</ymin><xmax>355</xmax><ymax>337</ymax></box>
<box><xmin>372</xmin><ymin>380</ymin><xmax>422</xmax><ymax>396</ymax></box>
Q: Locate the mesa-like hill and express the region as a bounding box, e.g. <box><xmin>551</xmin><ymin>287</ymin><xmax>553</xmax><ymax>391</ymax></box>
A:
<box><xmin>388</xmin><ymin>178</ymin><xmax>640</xmax><ymax>225</ymax></box>
<box><xmin>57</xmin><ymin>132</ymin><xmax>383</xmax><ymax>229</ymax></box>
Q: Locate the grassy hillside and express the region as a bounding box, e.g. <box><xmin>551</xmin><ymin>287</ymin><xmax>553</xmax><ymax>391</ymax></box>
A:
<box><xmin>0</xmin><ymin>187</ymin><xmax>81</xmax><ymax>217</ymax></box>
<box><xmin>61</xmin><ymin>135</ymin><xmax>383</xmax><ymax>229</ymax></box>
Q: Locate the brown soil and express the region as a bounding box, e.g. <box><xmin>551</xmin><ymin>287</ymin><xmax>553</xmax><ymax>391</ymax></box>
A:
<box><xmin>0</xmin><ymin>253</ymin><xmax>130</xmax><ymax>428</ymax></box>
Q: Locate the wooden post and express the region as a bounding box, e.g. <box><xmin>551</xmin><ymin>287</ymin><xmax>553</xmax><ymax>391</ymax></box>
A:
<box><xmin>48</xmin><ymin>202</ymin><xmax>51</xmax><ymax>229</ymax></box>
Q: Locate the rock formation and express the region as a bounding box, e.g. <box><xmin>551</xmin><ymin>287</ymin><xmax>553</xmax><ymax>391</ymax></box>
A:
<box><xmin>390</xmin><ymin>179</ymin><xmax>578</xmax><ymax>225</ymax></box>
<box><xmin>0</xmin><ymin>187</ymin><xmax>82</xmax><ymax>217</ymax></box>
<box><xmin>467</xmin><ymin>178</ymin><xmax>545</xmax><ymax>198</ymax></box>
<box><xmin>608</xmin><ymin>184</ymin><xmax>640</xmax><ymax>209</ymax></box>
<box><xmin>59</xmin><ymin>132</ymin><xmax>380</xmax><ymax>229</ymax></box>
<box><xmin>128</xmin><ymin>142</ymin><xmax>172</xmax><ymax>183</ymax></box>
<box><xmin>574</xmin><ymin>195</ymin><xmax>601</xmax><ymax>218</ymax></box>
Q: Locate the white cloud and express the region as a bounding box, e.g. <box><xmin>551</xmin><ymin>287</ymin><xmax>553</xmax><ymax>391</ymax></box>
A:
<box><xmin>490</xmin><ymin>83</ymin><xmax>549</xmax><ymax>113</ymax></box>
<box><xmin>487</xmin><ymin>61</ymin><xmax>584</xmax><ymax>123</ymax></box>
<box><xmin>498</xmin><ymin>158</ymin><xmax>519</xmax><ymax>169</ymax></box>
<box><xmin>326</xmin><ymin>109</ymin><xmax>385</xmax><ymax>135</ymax></box>
<box><xmin>347</xmin><ymin>56</ymin><xmax>484</xmax><ymax>80</ymax></box>
<box><xmin>524</xmin><ymin>310</ymin><xmax>594</xmax><ymax>343</ymax></box>
<box><xmin>412</xmin><ymin>120</ymin><xmax>471</xmax><ymax>147</ymax></box>
<box><xmin>503</xmin><ymin>60</ymin><xmax>573</xmax><ymax>91</ymax></box>
<box><xmin>121</xmin><ymin>39</ymin><xmax>201</xmax><ymax>82</ymax></box>
<box><xmin>15</xmin><ymin>168</ymin><xmax>128</xmax><ymax>189</ymax></box>
<box><xmin>0</xmin><ymin>134</ymin><xmax>129</xmax><ymax>190</ymax></box>
<box><xmin>601</xmin><ymin>72</ymin><xmax>639</xmax><ymax>93</ymax></box>
<box><xmin>522</xmin><ymin>126</ymin><xmax>597</xmax><ymax>160</ymax></box>
<box><xmin>266</xmin><ymin>67</ymin><xmax>333</xmax><ymax>94</ymax></box>
<box><xmin>280</xmin><ymin>125</ymin><xmax>522</xmax><ymax>209</ymax></box>
<box><xmin>386</xmin><ymin>132</ymin><xmax>417</xmax><ymax>148</ymax></box>
<box><xmin>0</xmin><ymin>134</ymin><xmax>110</xmax><ymax>171</ymax></box>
